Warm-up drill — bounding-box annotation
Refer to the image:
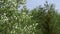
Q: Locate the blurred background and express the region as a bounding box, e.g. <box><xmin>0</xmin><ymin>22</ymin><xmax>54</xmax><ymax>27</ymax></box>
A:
<box><xmin>0</xmin><ymin>0</ymin><xmax>60</xmax><ymax>34</ymax></box>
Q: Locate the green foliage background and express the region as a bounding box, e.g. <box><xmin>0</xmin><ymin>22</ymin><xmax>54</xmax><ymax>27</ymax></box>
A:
<box><xmin>0</xmin><ymin>0</ymin><xmax>60</xmax><ymax>34</ymax></box>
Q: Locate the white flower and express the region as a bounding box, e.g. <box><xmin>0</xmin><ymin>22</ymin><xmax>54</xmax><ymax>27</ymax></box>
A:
<box><xmin>29</xmin><ymin>25</ymin><xmax>32</xmax><ymax>28</ymax></box>
<box><xmin>35</xmin><ymin>23</ymin><xmax>38</xmax><ymax>26</ymax></box>
<box><xmin>23</xmin><ymin>12</ymin><xmax>26</xmax><ymax>14</ymax></box>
